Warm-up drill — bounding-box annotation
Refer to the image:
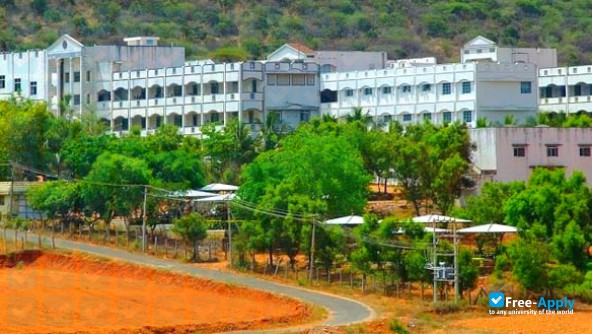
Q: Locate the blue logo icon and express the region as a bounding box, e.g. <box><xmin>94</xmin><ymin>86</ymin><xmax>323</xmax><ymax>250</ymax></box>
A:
<box><xmin>489</xmin><ymin>292</ymin><xmax>505</xmax><ymax>308</ymax></box>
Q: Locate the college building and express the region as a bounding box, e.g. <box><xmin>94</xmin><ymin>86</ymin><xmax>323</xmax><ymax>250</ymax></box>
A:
<box><xmin>0</xmin><ymin>34</ymin><xmax>557</xmax><ymax>134</ymax></box>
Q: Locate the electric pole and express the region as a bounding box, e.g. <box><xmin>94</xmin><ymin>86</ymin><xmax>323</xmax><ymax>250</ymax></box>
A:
<box><xmin>142</xmin><ymin>185</ymin><xmax>147</xmax><ymax>253</ymax></box>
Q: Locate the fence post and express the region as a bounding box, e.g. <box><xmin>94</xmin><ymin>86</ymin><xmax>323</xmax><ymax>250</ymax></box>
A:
<box><xmin>174</xmin><ymin>239</ymin><xmax>178</xmax><ymax>257</ymax></box>
<box><xmin>164</xmin><ymin>237</ymin><xmax>168</xmax><ymax>257</ymax></box>
<box><xmin>154</xmin><ymin>236</ymin><xmax>158</xmax><ymax>254</ymax></box>
<box><xmin>350</xmin><ymin>272</ymin><xmax>354</xmax><ymax>288</ymax></box>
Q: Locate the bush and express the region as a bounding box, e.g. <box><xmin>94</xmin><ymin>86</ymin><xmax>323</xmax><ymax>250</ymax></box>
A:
<box><xmin>389</xmin><ymin>319</ymin><xmax>409</xmax><ymax>334</ymax></box>
<box><xmin>432</xmin><ymin>300</ymin><xmax>468</xmax><ymax>314</ymax></box>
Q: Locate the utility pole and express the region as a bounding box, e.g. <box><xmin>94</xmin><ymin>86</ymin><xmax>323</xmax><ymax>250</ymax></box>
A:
<box><xmin>7</xmin><ymin>162</ymin><xmax>14</xmax><ymax>219</ymax></box>
<box><xmin>309</xmin><ymin>221</ymin><xmax>316</xmax><ymax>282</ymax></box>
<box><xmin>453</xmin><ymin>219</ymin><xmax>460</xmax><ymax>303</ymax></box>
<box><xmin>227</xmin><ymin>198</ymin><xmax>232</xmax><ymax>268</ymax></box>
<box><xmin>433</xmin><ymin>219</ymin><xmax>437</xmax><ymax>304</ymax></box>
<box><xmin>142</xmin><ymin>185</ymin><xmax>147</xmax><ymax>253</ymax></box>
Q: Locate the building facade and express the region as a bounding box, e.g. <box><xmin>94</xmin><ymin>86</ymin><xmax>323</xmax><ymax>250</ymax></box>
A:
<box><xmin>470</xmin><ymin>127</ymin><xmax>592</xmax><ymax>184</ymax></box>
<box><xmin>0</xmin><ymin>34</ymin><xmax>561</xmax><ymax>134</ymax></box>
<box><xmin>320</xmin><ymin>62</ymin><xmax>538</xmax><ymax>127</ymax></box>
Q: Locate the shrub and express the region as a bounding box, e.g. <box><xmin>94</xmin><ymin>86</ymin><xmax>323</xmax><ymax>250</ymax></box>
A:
<box><xmin>432</xmin><ymin>300</ymin><xmax>468</xmax><ymax>314</ymax></box>
<box><xmin>389</xmin><ymin>319</ymin><xmax>409</xmax><ymax>334</ymax></box>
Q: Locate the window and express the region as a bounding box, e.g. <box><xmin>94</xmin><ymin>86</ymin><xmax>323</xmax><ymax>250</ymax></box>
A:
<box><xmin>580</xmin><ymin>146</ymin><xmax>591</xmax><ymax>157</ymax></box>
<box><xmin>86</xmin><ymin>71</ymin><xmax>91</xmax><ymax>82</ymax></box>
<box><xmin>345</xmin><ymin>89</ymin><xmax>354</xmax><ymax>97</ymax></box>
<box><xmin>383</xmin><ymin>115</ymin><xmax>392</xmax><ymax>123</ymax></box>
<box><xmin>251</xmin><ymin>80</ymin><xmax>257</xmax><ymax>93</ymax></box>
<box><xmin>30</xmin><ymin>81</ymin><xmax>37</xmax><ymax>95</ymax></box>
<box><xmin>267</xmin><ymin>74</ymin><xmax>276</xmax><ymax>85</ymax></box>
<box><xmin>422</xmin><ymin>84</ymin><xmax>431</xmax><ymax>92</ymax></box>
<box><xmin>520</xmin><ymin>81</ymin><xmax>532</xmax><ymax>94</ymax></box>
<box><xmin>382</xmin><ymin>86</ymin><xmax>392</xmax><ymax>94</ymax></box>
<box><xmin>463</xmin><ymin>110</ymin><xmax>472</xmax><ymax>123</ymax></box>
<box><xmin>173</xmin><ymin>85</ymin><xmax>182</xmax><ymax>97</ymax></box>
<box><xmin>402</xmin><ymin>85</ymin><xmax>411</xmax><ymax>93</ymax></box>
<box><xmin>575</xmin><ymin>85</ymin><xmax>582</xmax><ymax>97</ymax></box>
<box><xmin>64</xmin><ymin>72</ymin><xmax>70</xmax><ymax>83</ymax></box>
<box><xmin>403</xmin><ymin>114</ymin><xmax>412</xmax><ymax>122</ymax></box>
<box><xmin>277</xmin><ymin>74</ymin><xmax>290</xmax><ymax>85</ymax></box>
<box><xmin>300</xmin><ymin>111</ymin><xmax>310</xmax><ymax>122</ymax></box>
<box><xmin>462</xmin><ymin>82</ymin><xmax>471</xmax><ymax>94</ymax></box>
<box><xmin>191</xmin><ymin>84</ymin><xmax>200</xmax><ymax>96</ymax></box>
<box><xmin>513</xmin><ymin>146</ymin><xmax>526</xmax><ymax>157</ymax></box>
<box><xmin>364</xmin><ymin>87</ymin><xmax>373</xmax><ymax>96</ymax></box>
<box><xmin>155</xmin><ymin>86</ymin><xmax>163</xmax><ymax>98</ymax></box>
<box><xmin>442</xmin><ymin>83</ymin><xmax>451</xmax><ymax>95</ymax></box>
<box><xmin>547</xmin><ymin>146</ymin><xmax>559</xmax><ymax>157</ymax></box>
<box><xmin>306</xmin><ymin>74</ymin><xmax>315</xmax><ymax>85</ymax></box>
<box><xmin>86</xmin><ymin>94</ymin><xmax>90</xmax><ymax>104</ymax></box>
<box><xmin>174</xmin><ymin>115</ymin><xmax>182</xmax><ymax>127</ymax></box>
<box><xmin>210</xmin><ymin>82</ymin><xmax>219</xmax><ymax>94</ymax></box>
<box><xmin>0</xmin><ymin>195</ymin><xmax>4</xmax><ymax>206</ymax></box>
<box><xmin>489</xmin><ymin>48</ymin><xmax>495</xmax><ymax>52</ymax></box>
<box><xmin>292</xmin><ymin>74</ymin><xmax>305</xmax><ymax>86</ymax></box>
<box><xmin>443</xmin><ymin>111</ymin><xmax>452</xmax><ymax>123</ymax></box>
<box><xmin>14</xmin><ymin>78</ymin><xmax>21</xmax><ymax>92</ymax></box>
<box><xmin>73</xmin><ymin>94</ymin><xmax>80</xmax><ymax>105</ymax></box>
<box><xmin>74</xmin><ymin>71</ymin><xmax>80</xmax><ymax>82</ymax></box>
<box><xmin>0</xmin><ymin>75</ymin><xmax>5</xmax><ymax>89</ymax></box>
<box><xmin>210</xmin><ymin>112</ymin><xmax>219</xmax><ymax>123</ymax></box>
<box><xmin>423</xmin><ymin>113</ymin><xmax>432</xmax><ymax>121</ymax></box>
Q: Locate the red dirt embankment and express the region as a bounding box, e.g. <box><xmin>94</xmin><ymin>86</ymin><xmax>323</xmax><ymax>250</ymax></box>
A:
<box><xmin>0</xmin><ymin>250</ymin><xmax>311</xmax><ymax>334</ymax></box>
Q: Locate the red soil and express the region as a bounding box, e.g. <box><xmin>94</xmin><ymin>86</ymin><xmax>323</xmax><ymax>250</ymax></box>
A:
<box><xmin>0</xmin><ymin>250</ymin><xmax>311</xmax><ymax>334</ymax></box>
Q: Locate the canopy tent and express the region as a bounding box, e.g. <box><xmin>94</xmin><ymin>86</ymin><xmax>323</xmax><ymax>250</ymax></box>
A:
<box><xmin>458</xmin><ymin>223</ymin><xmax>517</xmax><ymax>234</ymax></box>
<box><xmin>325</xmin><ymin>215</ymin><xmax>364</xmax><ymax>226</ymax></box>
<box><xmin>199</xmin><ymin>183</ymin><xmax>239</xmax><ymax>192</ymax></box>
<box><xmin>412</xmin><ymin>214</ymin><xmax>472</xmax><ymax>223</ymax></box>
<box><xmin>194</xmin><ymin>193</ymin><xmax>236</xmax><ymax>202</ymax></box>
<box><xmin>393</xmin><ymin>227</ymin><xmax>450</xmax><ymax>234</ymax></box>
<box><xmin>170</xmin><ymin>190</ymin><xmax>217</xmax><ymax>198</ymax></box>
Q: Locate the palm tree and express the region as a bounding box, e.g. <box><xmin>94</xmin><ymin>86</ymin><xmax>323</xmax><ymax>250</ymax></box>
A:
<box><xmin>345</xmin><ymin>107</ymin><xmax>373</xmax><ymax>124</ymax></box>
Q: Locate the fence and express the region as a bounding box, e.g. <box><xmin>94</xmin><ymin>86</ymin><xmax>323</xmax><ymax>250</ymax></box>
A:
<box><xmin>2</xmin><ymin>221</ymin><xmax>224</xmax><ymax>261</ymax></box>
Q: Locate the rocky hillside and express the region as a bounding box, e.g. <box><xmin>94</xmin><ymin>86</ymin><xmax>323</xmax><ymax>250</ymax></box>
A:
<box><xmin>1</xmin><ymin>0</ymin><xmax>590</xmax><ymax>64</ymax></box>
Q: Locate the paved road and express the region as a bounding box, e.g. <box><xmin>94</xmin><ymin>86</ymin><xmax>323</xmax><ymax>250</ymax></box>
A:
<box><xmin>4</xmin><ymin>231</ymin><xmax>375</xmax><ymax>331</ymax></box>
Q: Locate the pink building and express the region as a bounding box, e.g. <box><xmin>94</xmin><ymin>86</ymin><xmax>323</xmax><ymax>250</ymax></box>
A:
<box><xmin>471</xmin><ymin>127</ymin><xmax>592</xmax><ymax>184</ymax></box>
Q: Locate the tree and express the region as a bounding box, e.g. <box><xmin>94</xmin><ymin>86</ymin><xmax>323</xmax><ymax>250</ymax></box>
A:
<box><xmin>83</xmin><ymin>153</ymin><xmax>151</xmax><ymax>242</ymax></box>
<box><xmin>171</xmin><ymin>213</ymin><xmax>208</xmax><ymax>261</ymax></box>
<box><xmin>508</xmin><ymin>237</ymin><xmax>549</xmax><ymax>292</ymax></box>
<box><xmin>209</xmin><ymin>46</ymin><xmax>250</xmax><ymax>62</ymax></box>
<box><xmin>239</xmin><ymin>124</ymin><xmax>371</xmax><ymax>266</ymax></box>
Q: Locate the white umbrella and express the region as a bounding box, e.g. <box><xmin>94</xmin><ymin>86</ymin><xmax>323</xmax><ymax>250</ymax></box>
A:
<box><xmin>458</xmin><ymin>223</ymin><xmax>517</xmax><ymax>234</ymax></box>
<box><xmin>424</xmin><ymin>227</ymin><xmax>451</xmax><ymax>233</ymax></box>
<box><xmin>199</xmin><ymin>183</ymin><xmax>239</xmax><ymax>192</ymax></box>
<box><xmin>325</xmin><ymin>215</ymin><xmax>364</xmax><ymax>225</ymax></box>
<box><xmin>172</xmin><ymin>190</ymin><xmax>217</xmax><ymax>198</ymax></box>
<box><xmin>393</xmin><ymin>227</ymin><xmax>450</xmax><ymax>234</ymax></box>
<box><xmin>194</xmin><ymin>193</ymin><xmax>236</xmax><ymax>202</ymax></box>
<box><xmin>412</xmin><ymin>214</ymin><xmax>471</xmax><ymax>223</ymax></box>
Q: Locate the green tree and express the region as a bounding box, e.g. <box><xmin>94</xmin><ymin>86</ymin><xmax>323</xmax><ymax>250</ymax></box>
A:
<box><xmin>508</xmin><ymin>237</ymin><xmax>549</xmax><ymax>292</ymax></box>
<box><xmin>83</xmin><ymin>153</ymin><xmax>151</xmax><ymax>242</ymax></box>
<box><xmin>171</xmin><ymin>213</ymin><xmax>208</xmax><ymax>261</ymax></box>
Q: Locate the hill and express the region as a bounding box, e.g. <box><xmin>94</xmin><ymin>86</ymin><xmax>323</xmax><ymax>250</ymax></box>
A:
<box><xmin>1</xmin><ymin>0</ymin><xmax>590</xmax><ymax>65</ymax></box>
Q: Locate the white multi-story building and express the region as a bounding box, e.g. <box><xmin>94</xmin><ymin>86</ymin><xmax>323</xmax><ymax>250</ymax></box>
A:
<box><xmin>320</xmin><ymin>61</ymin><xmax>538</xmax><ymax>127</ymax></box>
<box><xmin>538</xmin><ymin>65</ymin><xmax>592</xmax><ymax>114</ymax></box>
<box><xmin>0</xmin><ymin>34</ymin><xmax>558</xmax><ymax>133</ymax></box>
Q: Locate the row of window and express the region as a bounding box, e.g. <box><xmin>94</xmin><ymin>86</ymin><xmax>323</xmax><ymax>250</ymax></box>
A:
<box><xmin>401</xmin><ymin>110</ymin><xmax>472</xmax><ymax>123</ymax></box>
<box><xmin>267</xmin><ymin>74</ymin><xmax>315</xmax><ymax>86</ymax></box>
<box><xmin>111</xmin><ymin>111</ymin><xmax>312</xmax><ymax>130</ymax></box>
<box><xmin>342</xmin><ymin>81</ymin><xmax>532</xmax><ymax>97</ymax></box>
<box><xmin>513</xmin><ymin>145</ymin><xmax>591</xmax><ymax>157</ymax></box>
<box><xmin>343</xmin><ymin>82</ymin><xmax>473</xmax><ymax>97</ymax></box>
<box><xmin>63</xmin><ymin>71</ymin><xmax>91</xmax><ymax>83</ymax></box>
<box><xmin>0</xmin><ymin>76</ymin><xmax>38</xmax><ymax>95</ymax></box>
